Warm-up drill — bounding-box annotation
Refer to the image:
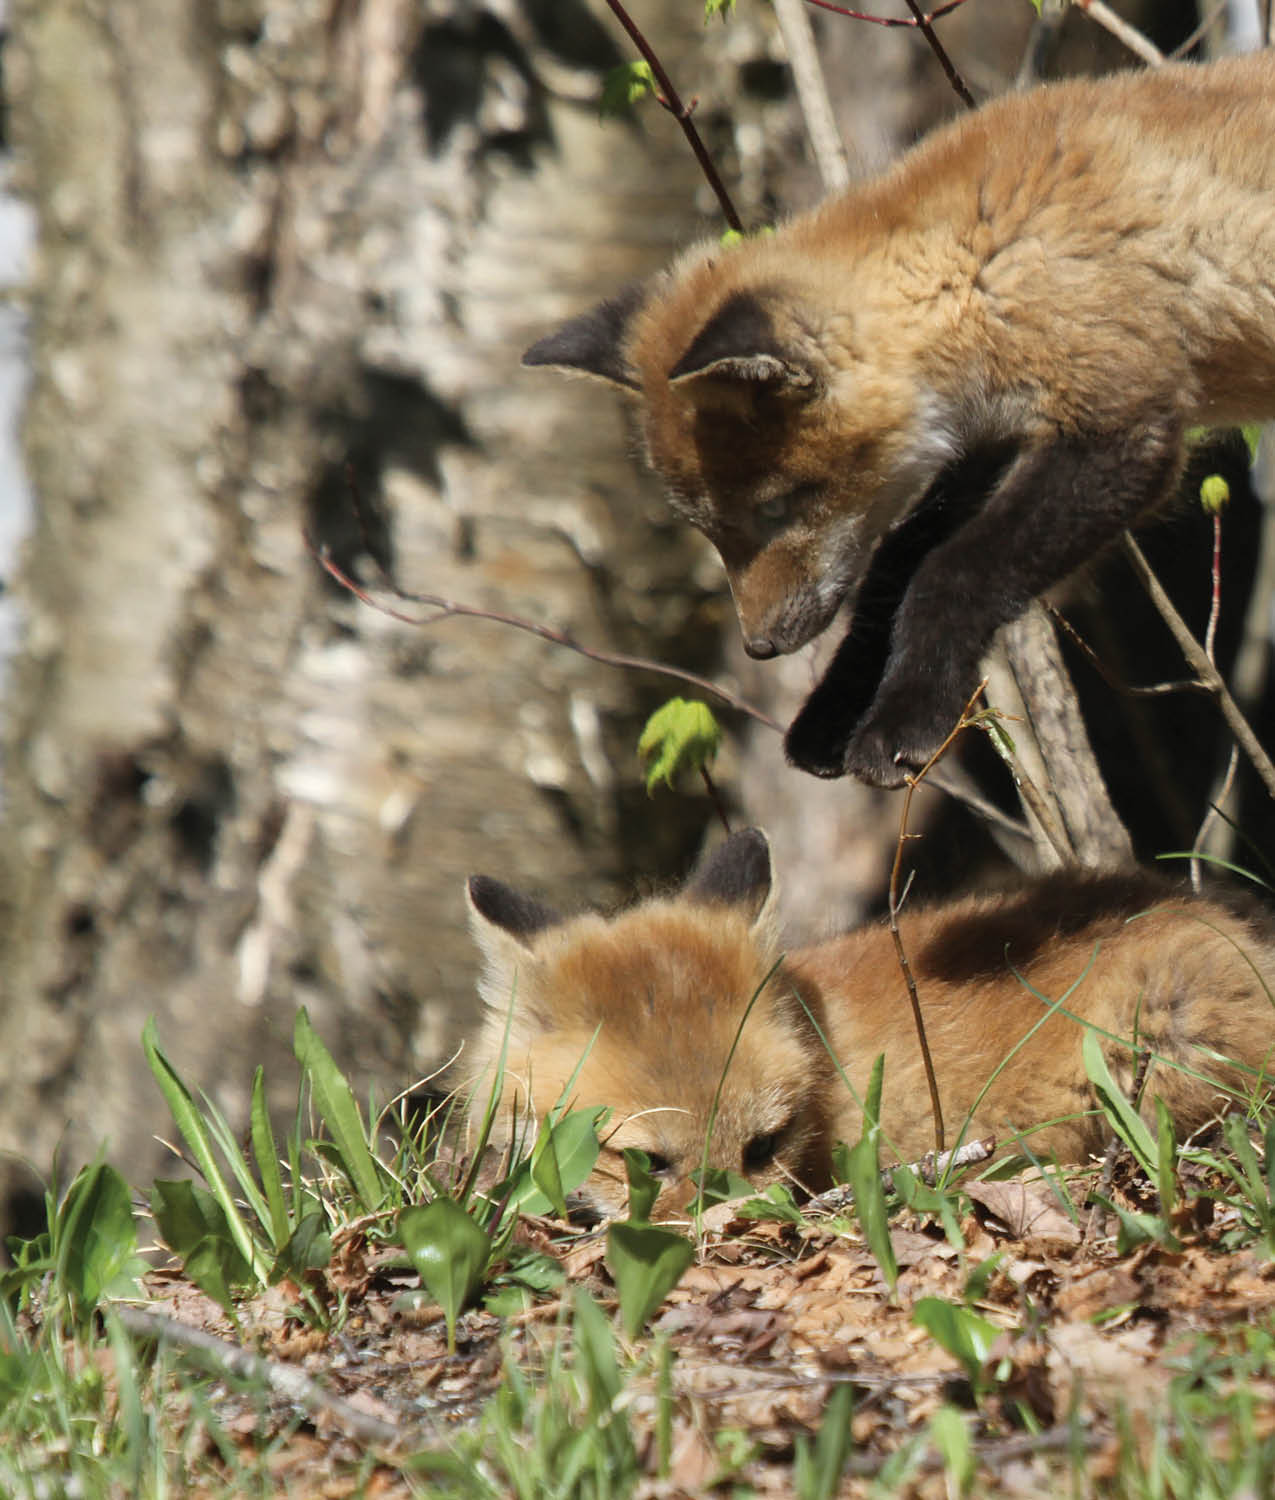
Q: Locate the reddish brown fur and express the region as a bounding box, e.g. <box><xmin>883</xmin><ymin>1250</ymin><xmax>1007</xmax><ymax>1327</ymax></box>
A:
<box><xmin>525</xmin><ymin>55</ymin><xmax>1275</xmax><ymax>784</ymax></box>
<box><xmin>467</xmin><ymin>836</ymin><xmax>1275</xmax><ymax>1220</ymax></box>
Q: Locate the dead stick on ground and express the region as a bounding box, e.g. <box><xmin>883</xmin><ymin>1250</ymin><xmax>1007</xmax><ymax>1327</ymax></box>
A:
<box><xmin>113</xmin><ymin>1304</ymin><xmax>410</xmax><ymax>1450</ymax></box>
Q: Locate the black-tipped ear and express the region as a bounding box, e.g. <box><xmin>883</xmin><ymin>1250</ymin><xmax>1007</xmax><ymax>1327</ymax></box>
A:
<box><xmin>467</xmin><ymin>876</ymin><xmax>561</xmax><ymax>947</ymax></box>
<box><xmin>522</xmin><ymin>284</ymin><xmax>647</xmax><ymax>391</ymax></box>
<box><xmin>668</xmin><ymin>292</ymin><xmax>816</xmax><ymax>395</ymax></box>
<box><xmin>685</xmin><ymin>829</ymin><xmax>772</xmax><ymax>921</ymax></box>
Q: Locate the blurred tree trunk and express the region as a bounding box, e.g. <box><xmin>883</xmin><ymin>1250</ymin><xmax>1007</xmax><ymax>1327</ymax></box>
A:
<box><xmin>0</xmin><ymin>0</ymin><xmax>733</xmax><ymax>1221</ymax></box>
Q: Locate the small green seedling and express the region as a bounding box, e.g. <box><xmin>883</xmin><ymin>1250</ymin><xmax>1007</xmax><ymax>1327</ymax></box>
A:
<box><xmin>606</xmin><ymin>1222</ymin><xmax>694</xmax><ymax>1338</ymax></box>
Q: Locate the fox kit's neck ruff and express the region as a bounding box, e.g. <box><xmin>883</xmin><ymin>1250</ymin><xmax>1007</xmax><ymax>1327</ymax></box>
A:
<box><xmin>467</xmin><ymin>831</ymin><xmax>1275</xmax><ymax>1220</ymax></box>
<box><xmin>525</xmin><ymin>54</ymin><xmax>1275</xmax><ymax>786</ymax></box>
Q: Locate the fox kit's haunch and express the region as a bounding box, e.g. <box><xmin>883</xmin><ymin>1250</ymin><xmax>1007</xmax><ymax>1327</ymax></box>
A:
<box><xmin>467</xmin><ymin>830</ymin><xmax>1275</xmax><ymax>1219</ymax></box>
<box><xmin>524</xmin><ymin>53</ymin><xmax>1275</xmax><ymax>785</ymax></box>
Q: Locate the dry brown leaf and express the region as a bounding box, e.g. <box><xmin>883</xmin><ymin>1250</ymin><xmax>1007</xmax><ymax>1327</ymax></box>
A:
<box><xmin>965</xmin><ymin>1180</ymin><xmax>1082</xmax><ymax>1245</ymax></box>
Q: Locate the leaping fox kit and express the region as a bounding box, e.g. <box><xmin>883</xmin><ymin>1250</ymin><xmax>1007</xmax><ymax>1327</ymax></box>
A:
<box><xmin>525</xmin><ymin>54</ymin><xmax>1275</xmax><ymax>785</ymax></box>
<box><xmin>466</xmin><ymin>831</ymin><xmax>1274</xmax><ymax>1219</ymax></box>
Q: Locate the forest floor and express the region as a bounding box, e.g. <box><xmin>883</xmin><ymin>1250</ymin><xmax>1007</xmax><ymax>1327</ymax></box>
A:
<box><xmin>13</xmin><ymin>1123</ymin><xmax>1273</xmax><ymax>1500</ymax></box>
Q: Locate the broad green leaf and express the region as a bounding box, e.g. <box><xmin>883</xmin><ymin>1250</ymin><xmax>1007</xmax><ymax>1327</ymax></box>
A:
<box><xmin>251</xmin><ymin>1064</ymin><xmax>290</xmax><ymax>1247</ymax></box>
<box><xmin>1091</xmin><ymin>1194</ymin><xmax>1179</xmax><ymax>1256</ymax></box>
<box><xmin>55</xmin><ymin>1162</ymin><xmax>144</xmax><ymax>1322</ymax></box>
<box><xmin>144</xmin><ymin>1016</ymin><xmax>268</xmax><ymax>1284</ymax></box>
<box><xmin>294</xmin><ymin>1009</ymin><xmax>384</xmax><ymax>1214</ymax></box>
<box><xmin>504</xmin><ymin>1108</ymin><xmax>604</xmax><ymax>1217</ymax></box>
<box><xmin>912</xmin><ymin>1298</ymin><xmax>1001</xmax><ymax>1386</ymax></box>
<box><xmin>1241</xmin><ymin>423</ymin><xmax>1263</xmax><ymax>462</ymax></box>
<box><xmin>606</xmin><ymin>1221</ymin><xmax>694</xmax><ymax>1337</ymax></box>
<box><xmin>735</xmin><ymin>1182</ymin><xmax>804</xmax><ymax>1224</ymax></box>
<box><xmin>622</xmin><ymin>1148</ymin><xmax>660</xmax><ymax>1225</ymax></box>
<box><xmin>400</xmin><ymin>1199</ymin><xmax>491</xmax><ymax>1352</ymax></box>
<box><xmin>1082</xmin><ymin>1030</ymin><xmax>1156</xmax><ymax>1176</ymax></box>
<box><xmin>151</xmin><ymin>1178</ymin><xmax>254</xmax><ymax>1311</ymax></box>
<box><xmin>600</xmin><ymin>60</ymin><xmax>656</xmax><ymax>118</ymax></box>
<box><xmin>270</xmin><ymin>1208</ymin><xmax>333</xmax><ymax>1285</ymax></box>
<box><xmin>637</xmin><ymin>698</ymin><xmax>722</xmax><ymax>793</ymax></box>
<box><xmin>891</xmin><ymin>1164</ymin><xmax>964</xmax><ymax>1249</ymax></box>
<box><xmin>689</xmin><ymin>1165</ymin><xmax>755</xmax><ymax>1212</ymax></box>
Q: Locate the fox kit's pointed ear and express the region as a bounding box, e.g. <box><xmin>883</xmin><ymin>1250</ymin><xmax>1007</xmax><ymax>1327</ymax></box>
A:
<box><xmin>467</xmin><ymin>876</ymin><xmax>560</xmax><ymax>950</ymax></box>
<box><xmin>467</xmin><ymin>876</ymin><xmax>560</xmax><ymax>1016</ymax></box>
<box><xmin>522</xmin><ymin>284</ymin><xmax>647</xmax><ymax>391</ymax></box>
<box><xmin>668</xmin><ymin>292</ymin><xmax>817</xmax><ymax>399</ymax></box>
<box><xmin>685</xmin><ymin>828</ymin><xmax>774</xmax><ymax>926</ymax></box>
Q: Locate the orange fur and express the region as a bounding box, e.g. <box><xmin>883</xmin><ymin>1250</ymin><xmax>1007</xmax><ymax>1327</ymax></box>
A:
<box><xmin>466</xmin><ymin>833</ymin><xmax>1275</xmax><ymax>1219</ymax></box>
<box><xmin>524</xmin><ymin>55</ymin><xmax>1275</xmax><ymax>785</ymax></box>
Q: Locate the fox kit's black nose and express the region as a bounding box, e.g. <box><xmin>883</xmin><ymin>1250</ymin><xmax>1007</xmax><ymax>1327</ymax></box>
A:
<box><xmin>745</xmin><ymin>636</ymin><xmax>778</xmax><ymax>660</ymax></box>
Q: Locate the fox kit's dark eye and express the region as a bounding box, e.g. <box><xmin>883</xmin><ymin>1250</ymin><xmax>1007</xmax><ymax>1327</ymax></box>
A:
<box><xmin>758</xmin><ymin>482</ymin><xmax>820</xmax><ymax>526</ymax></box>
<box><xmin>642</xmin><ymin>1151</ymin><xmax>674</xmax><ymax>1178</ymax></box>
<box><xmin>743</xmin><ymin>1124</ymin><xmax>789</xmax><ymax>1172</ymax></box>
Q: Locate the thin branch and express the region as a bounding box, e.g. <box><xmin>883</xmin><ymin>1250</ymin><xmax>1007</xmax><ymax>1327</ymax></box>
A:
<box><xmin>1122</xmin><ymin>532</ymin><xmax>1275</xmax><ymax>803</ymax></box>
<box><xmin>901</xmin><ymin>0</ymin><xmax>976</xmax><ymax>108</ymax></box>
<box><xmin>1069</xmin><ymin>0</ymin><xmax>1165</xmax><ymax>65</ymax></box>
<box><xmin>803</xmin><ymin>0</ymin><xmax>972</xmax><ymax>28</ymax></box>
<box><xmin>601</xmin><ymin>0</ymin><xmax>742</xmax><ymax>232</ymax></box>
<box><xmin>308</xmin><ymin>538</ymin><xmax>782</xmax><ymax>732</ymax></box>
<box><xmin>1169</xmin><ymin>1</ymin><xmax>1230</xmax><ymax>60</ymax></box>
<box><xmin>1192</xmin><ymin>511</ymin><xmax>1232</xmax><ymax>889</ymax></box>
<box><xmin>774</xmin><ymin>0</ymin><xmax>851</xmax><ymax>192</ymax></box>
<box><xmin>114</xmin><ymin>1304</ymin><xmax>409</xmax><ymax>1450</ymax></box>
<box><xmin>1044</xmin><ymin>602</ymin><xmax>1210</xmax><ymax>701</ymax></box>
<box><xmin>804</xmin><ymin>1135</ymin><xmax>995</xmax><ymax>1213</ymax></box>
<box><xmin>887</xmin><ymin>684</ymin><xmax>991</xmax><ymax>1157</ymax></box>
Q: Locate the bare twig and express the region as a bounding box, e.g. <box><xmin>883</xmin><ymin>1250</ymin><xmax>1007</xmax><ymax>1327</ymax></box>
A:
<box><xmin>886</xmin><ymin>684</ymin><xmax>991</xmax><ymax>1157</ymax></box>
<box><xmin>1043</xmin><ymin>603</ymin><xmax>1208</xmax><ymax>701</ymax></box>
<box><xmin>114</xmin><ymin>1304</ymin><xmax>409</xmax><ymax>1450</ymax></box>
<box><xmin>699</xmin><ymin>766</ymin><xmax>733</xmax><ymax>834</ymax></box>
<box><xmin>1192</xmin><ymin>510</ymin><xmax>1232</xmax><ymax>888</ymax></box>
<box><xmin>601</xmin><ymin>0</ymin><xmax>742</xmax><ymax>232</ymax></box>
<box><xmin>804</xmin><ymin>1135</ymin><xmax>996</xmax><ymax>1213</ymax></box>
<box><xmin>803</xmin><ymin>0</ymin><xmax>971</xmax><ymax>28</ymax></box>
<box><xmin>773</xmin><ymin>0</ymin><xmax>851</xmax><ymax>192</ymax></box>
<box><xmin>308</xmin><ymin>538</ymin><xmax>782</xmax><ymax>733</ymax></box>
<box><xmin>1069</xmin><ymin>0</ymin><xmax>1165</xmax><ymax>65</ymax></box>
<box><xmin>1122</xmin><ymin>533</ymin><xmax>1275</xmax><ymax>803</ymax></box>
<box><xmin>1169</xmin><ymin>1</ymin><xmax>1230</xmax><ymax>60</ymax></box>
<box><xmin>901</xmin><ymin>0</ymin><xmax>976</xmax><ymax>108</ymax></box>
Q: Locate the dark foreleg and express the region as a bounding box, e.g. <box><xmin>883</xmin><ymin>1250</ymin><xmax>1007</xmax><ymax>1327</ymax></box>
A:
<box><xmin>787</xmin><ymin>415</ymin><xmax>1184</xmax><ymax>787</ymax></box>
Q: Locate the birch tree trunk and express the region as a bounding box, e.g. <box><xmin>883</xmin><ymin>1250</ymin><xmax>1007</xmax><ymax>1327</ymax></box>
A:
<box><xmin>0</xmin><ymin>0</ymin><xmax>729</xmax><ymax>1221</ymax></box>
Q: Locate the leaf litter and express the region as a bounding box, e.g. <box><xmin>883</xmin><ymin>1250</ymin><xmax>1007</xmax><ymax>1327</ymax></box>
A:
<box><xmin>61</xmin><ymin>1134</ymin><xmax>1275</xmax><ymax>1499</ymax></box>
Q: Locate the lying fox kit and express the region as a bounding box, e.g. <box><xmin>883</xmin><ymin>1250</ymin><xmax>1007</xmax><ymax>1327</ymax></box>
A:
<box><xmin>524</xmin><ymin>54</ymin><xmax>1275</xmax><ymax>785</ymax></box>
<box><xmin>467</xmin><ymin>830</ymin><xmax>1274</xmax><ymax>1218</ymax></box>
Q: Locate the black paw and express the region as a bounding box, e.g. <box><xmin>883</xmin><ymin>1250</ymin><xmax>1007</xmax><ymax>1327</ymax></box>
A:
<box><xmin>784</xmin><ymin>696</ymin><xmax>861</xmax><ymax>779</ymax></box>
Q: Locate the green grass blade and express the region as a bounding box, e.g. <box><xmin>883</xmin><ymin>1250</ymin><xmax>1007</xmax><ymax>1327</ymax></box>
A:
<box><xmin>1082</xmin><ymin>1029</ymin><xmax>1156</xmax><ymax>1175</ymax></box>
<box><xmin>250</xmin><ymin>1065</ymin><xmax>291</xmax><ymax>1247</ymax></box>
<box><xmin>294</xmin><ymin>1008</ymin><xmax>385</xmax><ymax>1213</ymax></box>
<box><xmin>143</xmin><ymin>1016</ymin><xmax>269</xmax><ymax>1285</ymax></box>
